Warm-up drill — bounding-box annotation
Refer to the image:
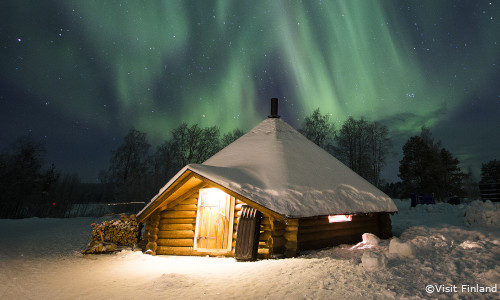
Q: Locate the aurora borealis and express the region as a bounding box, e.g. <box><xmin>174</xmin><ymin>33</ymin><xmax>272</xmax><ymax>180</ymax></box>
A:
<box><xmin>1</xmin><ymin>1</ymin><xmax>499</xmax><ymax>182</ymax></box>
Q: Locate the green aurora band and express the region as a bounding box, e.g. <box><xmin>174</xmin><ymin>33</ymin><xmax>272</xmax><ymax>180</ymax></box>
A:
<box><xmin>1</xmin><ymin>0</ymin><xmax>499</xmax><ymax>180</ymax></box>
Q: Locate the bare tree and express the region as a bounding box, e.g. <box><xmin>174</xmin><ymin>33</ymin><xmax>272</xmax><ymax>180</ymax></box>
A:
<box><xmin>102</xmin><ymin>128</ymin><xmax>152</xmax><ymax>203</ymax></box>
<box><xmin>367</xmin><ymin>122</ymin><xmax>391</xmax><ymax>187</ymax></box>
<box><xmin>152</xmin><ymin>140</ymin><xmax>179</xmax><ymax>191</ymax></box>
<box><xmin>334</xmin><ymin>117</ymin><xmax>370</xmax><ymax>177</ymax></box>
<box><xmin>334</xmin><ymin>117</ymin><xmax>391</xmax><ymax>187</ymax></box>
<box><xmin>171</xmin><ymin>123</ymin><xmax>220</xmax><ymax>166</ymax></box>
<box><xmin>299</xmin><ymin>108</ymin><xmax>335</xmax><ymax>149</ymax></box>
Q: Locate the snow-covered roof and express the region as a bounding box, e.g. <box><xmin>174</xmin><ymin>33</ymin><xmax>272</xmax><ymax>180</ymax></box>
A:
<box><xmin>142</xmin><ymin>117</ymin><xmax>397</xmax><ymax>219</ymax></box>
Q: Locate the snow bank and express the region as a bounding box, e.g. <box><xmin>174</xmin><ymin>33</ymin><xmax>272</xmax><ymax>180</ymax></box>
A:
<box><xmin>464</xmin><ymin>200</ymin><xmax>500</xmax><ymax>228</ymax></box>
<box><xmin>388</xmin><ymin>237</ymin><xmax>417</xmax><ymax>258</ymax></box>
<box><xmin>1</xmin><ymin>199</ymin><xmax>499</xmax><ymax>299</ymax></box>
<box><xmin>390</xmin><ymin>199</ymin><xmax>464</xmax><ymax>235</ymax></box>
<box><xmin>362</xmin><ymin>232</ymin><xmax>381</xmax><ymax>246</ymax></box>
<box><xmin>351</xmin><ymin>232</ymin><xmax>381</xmax><ymax>250</ymax></box>
<box><xmin>361</xmin><ymin>251</ymin><xmax>387</xmax><ymax>271</ymax></box>
<box><xmin>391</xmin><ymin>199</ymin><xmax>500</xmax><ymax>236</ymax></box>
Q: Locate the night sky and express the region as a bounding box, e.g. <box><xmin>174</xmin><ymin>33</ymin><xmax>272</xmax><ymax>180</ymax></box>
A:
<box><xmin>1</xmin><ymin>1</ymin><xmax>499</xmax><ymax>183</ymax></box>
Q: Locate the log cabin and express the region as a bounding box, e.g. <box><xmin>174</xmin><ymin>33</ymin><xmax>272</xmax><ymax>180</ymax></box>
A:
<box><xmin>136</xmin><ymin>98</ymin><xmax>398</xmax><ymax>260</ymax></box>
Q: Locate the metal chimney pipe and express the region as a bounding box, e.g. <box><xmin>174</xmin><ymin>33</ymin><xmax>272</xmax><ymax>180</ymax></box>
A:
<box><xmin>268</xmin><ymin>98</ymin><xmax>280</xmax><ymax>118</ymax></box>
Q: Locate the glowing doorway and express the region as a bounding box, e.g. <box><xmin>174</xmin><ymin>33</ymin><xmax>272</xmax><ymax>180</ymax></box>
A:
<box><xmin>194</xmin><ymin>188</ymin><xmax>235</xmax><ymax>252</ymax></box>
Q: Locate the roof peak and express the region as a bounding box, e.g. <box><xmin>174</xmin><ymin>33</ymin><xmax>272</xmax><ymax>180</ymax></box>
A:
<box><xmin>268</xmin><ymin>97</ymin><xmax>280</xmax><ymax>118</ymax></box>
<box><xmin>140</xmin><ymin>107</ymin><xmax>397</xmax><ymax>218</ymax></box>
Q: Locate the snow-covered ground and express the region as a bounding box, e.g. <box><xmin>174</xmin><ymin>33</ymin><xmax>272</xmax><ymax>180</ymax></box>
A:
<box><xmin>0</xmin><ymin>200</ymin><xmax>499</xmax><ymax>299</ymax></box>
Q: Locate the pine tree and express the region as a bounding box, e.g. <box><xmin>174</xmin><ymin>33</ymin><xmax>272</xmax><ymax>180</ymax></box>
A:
<box><xmin>0</xmin><ymin>136</ymin><xmax>47</xmax><ymax>217</ymax></box>
<box><xmin>398</xmin><ymin>128</ymin><xmax>466</xmax><ymax>200</ymax></box>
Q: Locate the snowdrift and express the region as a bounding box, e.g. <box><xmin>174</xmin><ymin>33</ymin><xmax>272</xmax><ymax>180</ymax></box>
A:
<box><xmin>0</xmin><ymin>200</ymin><xmax>498</xmax><ymax>299</ymax></box>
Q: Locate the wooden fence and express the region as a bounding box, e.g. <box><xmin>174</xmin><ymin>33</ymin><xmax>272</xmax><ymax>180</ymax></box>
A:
<box><xmin>65</xmin><ymin>202</ymin><xmax>146</xmax><ymax>218</ymax></box>
<box><xmin>479</xmin><ymin>183</ymin><xmax>500</xmax><ymax>202</ymax></box>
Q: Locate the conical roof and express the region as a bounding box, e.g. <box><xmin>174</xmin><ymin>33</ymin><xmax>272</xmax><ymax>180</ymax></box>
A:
<box><xmin>182</xmin><ymin>117</ymin><xmax>397</xmax><ymax>218</ymax></box>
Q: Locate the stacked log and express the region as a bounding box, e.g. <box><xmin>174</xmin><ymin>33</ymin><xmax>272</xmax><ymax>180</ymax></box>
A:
<box><xmin>298</xmin><ymin>214</ymin><xmax>380</xmax><ymax>251</ymax></box>
<box><xmin>145</xmin><ymin>211</ymin><xmax>160</xmax><ymax>255</ymax></box>
<box><xmin>83</xmin><ymin>214</ymin><xmax>140</xmax><ymax>254</ymax></box>
<box><xmin>284</xmin><ymin>219</ymin><xmax>299</xmax><ymax>258</ymax></box>
<box><xmin>257</xmin><ymin>216</ymin><xmax>286</xmax><ymax>259</ymax></box>
<box><xmin>270</xmin><ymin>221</ymin><xmax>287</xmax><ymax>255</ymax></box>
<box><xmin>156</xmin><ymin>196</ymin><xmax>198</xmax><ymax>255</ymax></box>
<box><xmin>231</xmin><ymin>200</ymin><xmax>245</xmax><ymax>251</ymax></box>
<box><xmin>257</xmin><ymin>216</ymin><xmax>272</xmax><ymax>258</ymax></box>
<box><xmin>83</xmin><ymin>241</ymin><xmax>118</xmax><ymax>254</ymax></box>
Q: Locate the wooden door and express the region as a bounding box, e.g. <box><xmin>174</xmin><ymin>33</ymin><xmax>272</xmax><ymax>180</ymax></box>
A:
<box><xmin>194</xmin><ymin>188</ymin><xmax>234</xmax><ymax>252</ymax></box>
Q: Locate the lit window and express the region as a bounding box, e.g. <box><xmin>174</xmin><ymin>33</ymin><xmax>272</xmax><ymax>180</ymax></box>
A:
<box><xmin>328</xmin><ymin>215</ymin><xmax>352</xmax><ymax>223</ymax></box>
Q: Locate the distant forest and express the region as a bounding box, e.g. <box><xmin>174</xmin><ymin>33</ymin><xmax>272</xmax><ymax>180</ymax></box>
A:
<box><xmin>1</xmin><ymin>109</ymin><xmax>497</xmax><ymax>218</ymax></box>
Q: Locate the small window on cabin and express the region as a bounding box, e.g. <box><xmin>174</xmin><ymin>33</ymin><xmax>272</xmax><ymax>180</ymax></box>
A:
<box><xmin>193</xmin><ymin>188</ymin><xmax>235</xmax><ymax>252</ymax></box>
<box><xmin>328</xmin><ymin>215</ymin><xmax>352</xmax><ymax>223</ymax></box>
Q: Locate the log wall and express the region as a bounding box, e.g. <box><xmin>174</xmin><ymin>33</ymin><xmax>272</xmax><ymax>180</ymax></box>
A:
<box><xmin>230</xmin><ymin>200</ymin><xmax>244</xmax><ymax>254</ymax></box>
<box><xmin>144</xmin><ymin>191</ymin><xmax>394</xmax><ymax>258</ymax></box>
<box><xmin>147</xmin><ymin>190</ymin><xmax>296</xmax><ymax>259</ymax></box>
<box><xmin>284</xmin><ymin>219</ymin><xmax>299</xmax><ymax>258</ymax></box>
<box><xmin>297</xmin><ymin>214</ymin><xmax>384</xmax><ymax>251</ymax></box>
<box><xmin>144</xmin><ymin>211</ymin><xmax>160</xmax><ymax>255</ymax></box>
<box><xmin>153</xmin><ymin>194</ymin><xmax>242</xmax><ymax>257</ymax></box>
<box><xmin>155</xmin><ymin>194</ymin><xmax>199</xmax><ymax>256</ymax></box>
<box><xmin>257</xmin><ymin>215</ymin><xmax>287</xmax><ymax>259</ymax></box>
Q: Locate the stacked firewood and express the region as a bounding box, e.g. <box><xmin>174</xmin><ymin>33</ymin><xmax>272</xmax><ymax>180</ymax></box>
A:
<box><xmin>83</xmin><ymin>214</ymin><xmax>141</xmax><ymax>254</ymax></box>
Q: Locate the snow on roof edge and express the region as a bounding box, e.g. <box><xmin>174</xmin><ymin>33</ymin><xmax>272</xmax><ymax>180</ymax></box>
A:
<box><xmin>137</xmin><ymin>165</ymin><xmax>190</xmax><ymax>220</ymax></box>
<box><xmin>186</xmin><ymin>163</ymin><xmax>398</xmax><ymax>218</ymax></box>
<box><xmin>138</xmin><ymin>117</ymin><xmax>398</xmax><ymax>220</ymax></box>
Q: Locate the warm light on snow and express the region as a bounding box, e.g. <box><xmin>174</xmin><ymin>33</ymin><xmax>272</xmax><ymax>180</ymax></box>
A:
<box><xmin>0</xmin><ymin>200</ymin><xmax>499</xmax><ymax>299</ymax></box>
<box><xmin>328</xmin><ymin>215</ymin><xmax>352</xmax><ymax>223</ymax></box>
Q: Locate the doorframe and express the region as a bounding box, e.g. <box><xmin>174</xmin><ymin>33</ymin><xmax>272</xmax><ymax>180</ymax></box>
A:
<box><xmin>193</xmin><ymin>188</ymin><xmax>235</xmax><ymax>252</ymax></box>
